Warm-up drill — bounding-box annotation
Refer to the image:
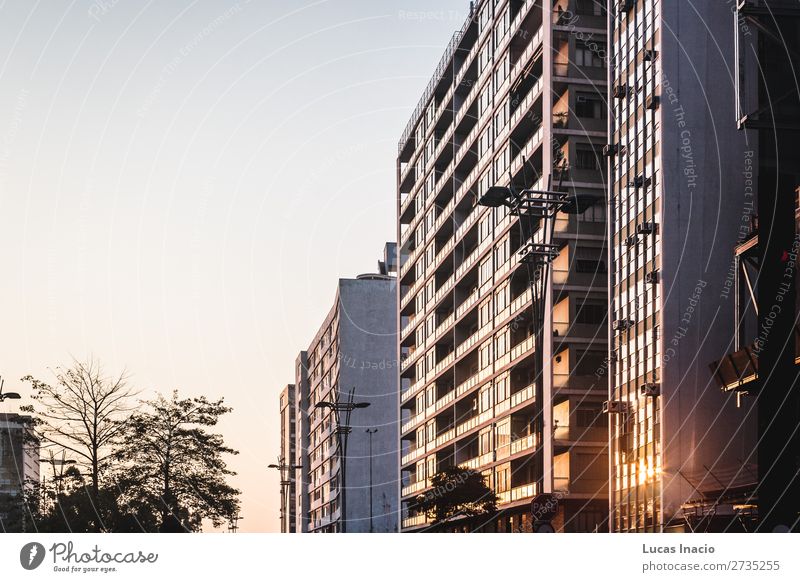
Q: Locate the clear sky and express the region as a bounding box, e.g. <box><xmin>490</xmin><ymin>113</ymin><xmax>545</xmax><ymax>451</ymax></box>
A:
<box><xmin>0</xmin><ymin>0</ymin><xmax>469</xmax><ymax>532</ymax></box>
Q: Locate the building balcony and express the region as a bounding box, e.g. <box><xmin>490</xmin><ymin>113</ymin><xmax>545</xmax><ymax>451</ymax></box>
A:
<box><xmin>401</xmin><ymin>410</ymin><xmax>426</xmax><ymax>435</ymax></box>
<box><xmin>401</xmin><ymin>446</ymin><xmax>425</xmax><ymax>466</ymax></box>
<box><xmin>401</xmin><ymin>479</ymin><xmax>429</xmax><ymax>498</ymax></box>
<box><xmin>402</xmin><ymin>514</ymin><xmax>428</xmax><ymax>529</ymax></box>
<box><xmin>400</xmin><ymin>376</ymin><xmax>425</xmax><ymax>403</ymax></box>
<box><xmin>510</xmin><ymin>433</ymin><xmax>538</xmax><ymax>456</ymax></box>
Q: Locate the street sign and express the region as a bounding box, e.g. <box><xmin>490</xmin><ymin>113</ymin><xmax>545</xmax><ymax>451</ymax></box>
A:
<box><xmin>531</xmin><ymin>493</ymin><xmax>558</xmax><ymax>522</ymax></box>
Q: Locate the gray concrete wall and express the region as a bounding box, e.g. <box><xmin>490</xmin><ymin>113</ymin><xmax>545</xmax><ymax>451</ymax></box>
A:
<box><xmin>658</xmin><ymin>0</ymin><xmax>758</xmax><ymax>523</ymax></box>
<box><xmin>338</xmin><ymin>277</ymin><xmax>399</xmax><ymax>532</ymax></box>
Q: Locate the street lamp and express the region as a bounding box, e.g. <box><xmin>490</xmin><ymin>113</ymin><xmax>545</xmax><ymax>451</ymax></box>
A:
<box><xmin>268</xmin><ymin>458</ymin><xmax>300</xmax><ymax>532</ymax></box>
<box><xmin>48</xmin><ymin>450</ymin><xmax>77</xmax><ymax>498</ymax></box>
<box><xmin>315</xmin><ymin>387</ymin><xmax>370</xmax><ymax>533</ymax></box>
<box><xmin>365</xmin><ymin>428</ymin><xmax>378</xmax><ymax>533</ymax></box>
<box><xmin>477</xmin><ymin>172</ymin><xmax>600</xmax><ymax>496</ymax></box>
<box><xmin>0</xmin><ymin>377</ymin><xmax>21</xmax><ymax>402</ymax></box>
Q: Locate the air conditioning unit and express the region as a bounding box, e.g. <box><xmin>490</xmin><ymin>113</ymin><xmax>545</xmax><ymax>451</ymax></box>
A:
<box><xmin>603</xmin><ymin>400</ymin><xmax>631</xmax><ymax>414</ymax></box>
<box><xmin>613</xmin><ymin>84</ymin><xmax>628</xmax><ymax>99</ymax></box>
<box><xmin>612</xmin><ymin>318</ymin><xmax>634</xmax><ymax>332</ymax></box>
<box><xmin>645</xmin><ymin>94</ymin><xmax>660</xmax><ymax>110</ymax></box>
<box><xmin>603</xmin><ymin>143</ymin><xmax>620</xmax><ymax>157</ymax></box>
<box><xmin>645</xmin><ymin>270</ymin><xmax>660</xmax><ymax>284</ymax></box>
<box><xmin>637</xmin><ymin>221</ymin><xmax>658</xmax><ymax>235</ymax></box>
<box><xmin>640</xmin><ymin>383</ymin><xmax>661</xmax><ymax>397</ymax></box>
<box><xmin>624</xmin><ymin>234</ymin><xmax>639</xmax><ymax>247</ymax></box>
<box><xmin>632</xmin><ymin>174</ymin><xmax>652</xmax><ymax>188</ymax></box>
<box><xmin>644</xmin><ymin>49</ymin><xmax>659</xmax><ymax>62</ymax></box>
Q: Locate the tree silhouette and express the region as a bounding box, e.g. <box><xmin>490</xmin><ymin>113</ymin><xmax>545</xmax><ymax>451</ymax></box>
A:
<box><xmin>20</xmin><ymin>359</ymin><xmax>138</xmax><ymax>509</ymax></box>
<box><xmin>110</xmin><ymin>390</ymin><xmax>241</xmax><ymax>532</ymax></box>
<box><xmin>414</xmin><ymin>466</ymin><xmax>498</xmax><ymax>525</ymax></box>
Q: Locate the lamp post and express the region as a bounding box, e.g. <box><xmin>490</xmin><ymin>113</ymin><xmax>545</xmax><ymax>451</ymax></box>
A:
<box><xmin>268</xmin><ymin>458</ymin><xmax>300</xmax><ymax>532</ymax></box>
<box><xmin>0</xmin><ymin>377</ymin><xmax>21</xmax><ymax>402</ymax></box>
<box><xmin>315</xmin><ymin>387</ymin><xmax>370</xmax><ymax>533</ymax></box>
<box><xmin>478</xmin><ymin>174</ymin><xmax>599</xmax><ymax>496</ymax></box>
<box><xmin>365</xmin><ymin>428</ymin><xmax>378</xmax><ymax>533</ymax></box>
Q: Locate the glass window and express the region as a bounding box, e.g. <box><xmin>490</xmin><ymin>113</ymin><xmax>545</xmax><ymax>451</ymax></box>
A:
<box><xmin>575</xmin><ymin>143</ymin><xmax>600</xmax><ymax>170</ymax></box>
<box><xmin>575</xmin><ymin>92</ymin><xmax>605</xmax><ymax>118</ymax></box>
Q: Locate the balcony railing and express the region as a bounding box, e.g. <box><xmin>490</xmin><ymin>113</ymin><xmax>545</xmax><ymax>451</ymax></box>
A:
<box><xmin>401</xmin><ymin>411</ymin><xmax>426</xmax><ymax>434</ymax></box>
<box><xmin>511</xmin><ymin>482</ymin><xmax>538</xmax><ymax>501</ymax></box>
<box><xmin>510</xmin><ymin>433</ymin><xmax>537</xmax><ymax>456</ymax></box>
<box><xmin>509</xmin><ymin>334</ymin><xmax>535</xmax><ymax>363</ymax></box>
<box><xmin>402</xmin><ymin>514</ymin><xmax>428</xmax><ymax>529</ymax></box>
<box><xmin>402</xmin><ymin>479</ymin><xmax>430</xmax><ymax>497</ymax></box>
<box><xmin>510</xmin><ymin>383</ymin><xmax>535</xmax><ymax>408</ymax></box>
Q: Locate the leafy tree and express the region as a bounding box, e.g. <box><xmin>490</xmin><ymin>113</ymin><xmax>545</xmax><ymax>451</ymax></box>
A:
<box><xmin>20</xmin><ymin>358</ymin><xmax>138</xmax><ymax>503</ymax></box>
<box><xmin>110</xmin><ymin>390</ymin><xmax>241</xmax><ymax>532</ymax></box>
<box><xmin>414</xmin><ymin>466</ymin><xmax>498</xmax><ymax>524</ymax></box>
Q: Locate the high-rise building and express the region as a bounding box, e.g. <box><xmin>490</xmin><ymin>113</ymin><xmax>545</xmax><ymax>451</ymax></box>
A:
<box><xmin>0</xmin><ymin>413</ymin><xmax>40</xmax><ymax>528</ymax></box>
<box><xmin>397</xmin><ymin>0</ymin><xmax>610</xmax><ymax>532</ymax></box>
<box><xmin>278</xmin><ymin>385</ymin><xmax>297</xmax><ymax>533</ymax></box>
<box><xmin>290</xmin><ymin>245</ymin><xmax>399</xmax><ymax>533</ymax></box>
<box><xmin>607</xmin><ymin>0</ymin><xmax>759</xmax><ymax>532</ymax></box>
<box><xmin>710</xmin><ymin>0</ymin><xmax>800</xmax><ymax>532</ymax></box>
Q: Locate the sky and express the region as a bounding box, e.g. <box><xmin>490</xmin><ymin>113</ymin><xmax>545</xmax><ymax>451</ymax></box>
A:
<box><xmin>0</xmin><ymin>0</ymin><xmax>469</xmax><ymax>532</ymax></box>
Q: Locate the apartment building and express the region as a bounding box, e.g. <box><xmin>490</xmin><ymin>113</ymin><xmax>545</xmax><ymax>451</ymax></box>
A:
<box><xmin>0</xmin><ymin>413</ymin><xmax>39</xmax><ymax>529</ymax></box>
<box><xmin>607</xmin><ymin>0</ymin><xmax>758</xmax><ymax>532</ymax></box>
<box><xmin>278</xmin><ymin>385</ymin><xmax>296</xmax><ymax>533</ymax></box>
<box><xmin>397</xmin><ymin>0</ymin><xmax>610</xmax><ymax>532</ymax></box>
<box><xmin>291</xmin><ymin>246</ymin><xmax>399</xmax><ymax>533</ymax></box>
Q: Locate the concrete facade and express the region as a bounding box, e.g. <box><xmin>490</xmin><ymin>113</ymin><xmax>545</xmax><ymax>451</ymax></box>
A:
<box><xmin>397</xmin><ymin>0</ymin><xmax>610</xmax><ymax>532</ymax></box>
<box><xmin>607</xmin><ymin>0</ymin><xmax>758</xmax><ymax>531</ymax></box>
<box><xmin>289</xmin><ymin>247</ymin><xmax>399</xmax><ymax>533</ymax></box>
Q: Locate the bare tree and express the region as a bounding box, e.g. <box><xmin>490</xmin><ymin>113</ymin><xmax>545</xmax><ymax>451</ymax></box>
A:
<box><xmin>20</xmin><ymin>358</ymin><xmax>138</xmax><ymax>501</ymax></box>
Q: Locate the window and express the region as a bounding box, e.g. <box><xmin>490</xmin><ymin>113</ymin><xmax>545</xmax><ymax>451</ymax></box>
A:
<box><xmin>479</xmin><ymin>256</ymin><xmax>494</xmax><ymax>286</ymax></box>
<box><xmin>495</xmin><ymin>418</ymin><xmax>511</xmax><ymax>457</ymax></box>
<box><xmin>576</xmin><ymin>406</ymin><xmax>603</xmax><ymax>428</ymax></box>
<box><xmin>416</xmin><ymin>427</ymin><xmax>425</xmax><ymax>449</ymax></box>
<box><xmin>426</xmin><ymin>420</ymin><xmax>436</xmax><ymax>444</ymax></box>
<box><xmin>494</xmin><ymin>237</ymin><xmax>509</xmax><ymax>266</ymax></box>
<box><xmin>479</xmin><ymin>299</ymin><xmax>493</xmax><ymax>328</ymax></box>
<box><xmin>478</xmin><ymin>82</ymin><xmax>492</xmax><ymax>117</ymax></box>
<box><xmin>425</xmin><ymin>349</ymin><xmax>436</xmax><ymax>373</ymax></box>
<box><xmin>426</xmin><ymin>384</ymin><xmax>436</xmax><ymax>408</ymax></box>
<box><xmin>575</xmin><ymin>92</ymin><xmax>605</xmax><ymax>118</ymax></box>
<box><xmin>575</xmin><ymin>42</ymin><xmax>605</xmax><ymax>68</ymax></box>
<box><xmin>479</xmin><ymin>427</ymin><xmax>493</xmax><ymax>455</ymax></box>
<box><xmin>425</xmin><ymin>314</ymin><xmax>436</xmax><ymax>338</ymax></box>
<box><xmin>479</xmin><ymin>384</ymin><xmax>493</xmax><ymax>413</ymax></box>
<box><xmin>478</xmin><ymin>41</ymin><xmax>493</xmax><ymax>74</ymax></box>
<box><xmin>576</xmin><ymin>258</ymin><xmax>607</xmax><ymax>274</ymax></box>
<box><xmin>494</xmin><ymin>100</ymin><xmax>509</xmax><ymax>136</ymax></box>
<box><xmin>479</xmin><ymin>124</ymin><xmax>493</xmax><ymax>158</ymax></box>
<box><xmin>493</xmin><ymin>56</ymin><xmax>509</xmax><ymax>92</ymax></box>
<box><xmin>479</xmin><ymin>212</ymin><xmax>493</xmax><ymax>242</ymax></box>
<box><xmin>495</xmin><ymin>284</ymin><xmax>508</xmax><ymax>313</ymax></box>
<box><xmin>495</xmin><ymin>329</ymin><xmax>509</xmax><ymax>357</ymax></box>
<box><xmin>495</xmin><ymin>374</ymin><xmax>509</xmax><ymax>403</ymax></box>
<box><xmin>575</xmin><ymin>144</ymin><xmax>600</xmax><ymax>170</ymax></box>
<box><xmin>495</xmin><ymin>463</ymin><xmax>510</xmax><ymax>492</ymax></box>
<box><xmin>416</xmin><ymin>392</ymin><xmax>425</xmax><ymax>415</ymax></box>
<box><xmin>576</xmin><ymin>0</ymin><xmax>604</xmax><ymax>16</ymax></box>
<box><xmin>576</xmin><ymin>301</ymin><xmax>607</xmax><ymax>325</ymax></box>
<box><xmin>479</xmin><ymin>340</ymin><xmax>494</xmax><ymax>370</ymax></box>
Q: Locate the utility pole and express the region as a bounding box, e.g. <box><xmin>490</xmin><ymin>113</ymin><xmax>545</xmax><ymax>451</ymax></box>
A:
<box><xmin>365</xmin><ymin>428</ymin><xmax>378</xmax><ymax>533</ymax></box>
<box><xmin>315</xmin><ymin>388</ymin><xmax>370</xmax><ymax>533</ymax></box>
